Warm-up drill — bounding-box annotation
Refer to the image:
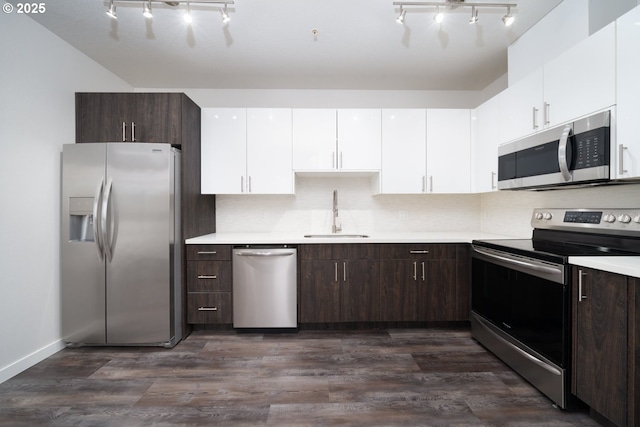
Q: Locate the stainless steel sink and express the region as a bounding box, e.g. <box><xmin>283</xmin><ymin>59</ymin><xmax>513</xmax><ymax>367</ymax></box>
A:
<box><xmin>304</xmin><ymin>234</ymin><xmax>369</xmax><ymax>238</ymax></box>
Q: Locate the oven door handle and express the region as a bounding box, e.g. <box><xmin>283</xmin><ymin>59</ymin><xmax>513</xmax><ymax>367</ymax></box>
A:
<box><xmin>472</xmin><ymin>247</ymin><xmax>562</xmax><ymax>276</ymax></box>
<box><xmin>473</xmin><ymin>314</ymin><xmax>562</xmax><ymax>376</ymax></box>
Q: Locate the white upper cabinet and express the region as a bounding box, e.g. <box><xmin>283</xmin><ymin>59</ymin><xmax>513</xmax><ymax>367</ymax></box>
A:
<box><xmin>543</xmin><ymin>22</ymin><xmax>616</xmax><ymax>127</ymax></box>
<box><xmin>499</xmin><ymin>68</ymin><xmax>543</xmax><ymax>144</ymax></box>
<box><xmin>426</xmin><ymin>109</ymin><xmax>471</xmax><ymax>193</ymax></box>
<box><xmin>381</xmin><ymin>109</ymin><xmax>427</xmax><ymax>194</ymax></box>
<box><xmin>616</xmin><ymin>5</ymin><xmax>640</xmax><ymax>179</ymax></box>
<box><xmin>201</xmin><ymin>108</ymin><xmax>246</xmax><ymax>195</ymax></box>
<box><xmin>292</xmin><ymin>109</ymin><xmax>336</xmax><ymax>170</ymax></box>
<box><xmin>246</xmin><ymin>108</ymin><xmax>293</xmax><ymax>194</ymax></box>
<box><xmin>201</xmin><ymin>108</ymin><xmax>293</xmax><ymax>195</ymax></box>
<box><xmin>337</xmin><ymin>109</ymin><xmax>381</xmax><ymax>171</ymax></box>
<box><xmin>499</xmin><ymin>22</ymin><xmax>616</xmax><ymax>145</ymax></box>
<box><xmin>472</xmin><ymin>96</ymin><xmax>501</xmax><ymax>193</ymax></box>
<box><xmin>292</xmin><ymin>109</ymin><xmax>381</xmax><ymax>172</ymax></box>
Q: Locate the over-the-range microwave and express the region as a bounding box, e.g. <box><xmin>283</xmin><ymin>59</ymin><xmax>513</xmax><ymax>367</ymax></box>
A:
<box><xmin>498</xmin><ymin>110</ymin><xmax>611</xmax><ymax>190</ymax></box>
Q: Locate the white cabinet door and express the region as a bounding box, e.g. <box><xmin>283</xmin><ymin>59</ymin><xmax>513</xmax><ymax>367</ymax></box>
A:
<box><xmin>499</xmin><ymin>68</ymin><xmax>544</xmax><ymax>143</ymax></box>
<box><xmin>426</xmin><ymin>109</ymin><xmax>471</xmax><ymax>193</ymax></box>
<box><xmin>337</xmin><ymin>109</ymin><xmax>381</xmax><ymax>170</ymax></box>
<box><xmin>247</xmin><ymin>108</ymin><xmax>293</xmax><ymax>194</ymax></box>
<box><xmin>472</xmin><ymin>96</ymin><xmax>501</xmax><ymax>193</ymax></box>
<box><xmin>201</xmin><ymin>108</ymin><xmax>247</xmax><ymax>194</ymax></box>
<box><xmin>292</xmin><ymin>109</ymin><xmax>336</xmax><ymax>170</ymax></box>
<box><xmin>616</xmin><ymin>5</ymin><xmax>640</xmax><ymax>179</ymax></box>
<box><xmin>381</xmin><ymin>109</ymin><xmax>427</xmax><ymax>194</ymax></box>
<box><xmin>543</xmin><ymin>22</ymin><xmax>616</xmax><ymax>127</ymax></box>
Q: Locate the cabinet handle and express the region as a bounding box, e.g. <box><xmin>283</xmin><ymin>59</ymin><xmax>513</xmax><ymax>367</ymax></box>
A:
<box><xmin>197</xmin><ymin>251</ymin><xmax>217</xmax><ymax>255</ymax></box>
<box><xmin>198</xmin><ymin>307</ymin><xmax>218</xmax><ymax>311</ymax></box>
<box><xmin>248</xmin><ymin>176</ymin><xmax>252</xmax><ymax>193</ymax></box>
<box><xmin>422</xmin><ymin>176</ymin><xmax>426</xmax><ymax>193</ymax></box>
<box><xmin>578</xmin><ymin>269</ymin><xmax>587</xmax><ymax>302</ymax></box>
<box><xmin>410</xmin><ymin>250</ymin><xmax>429</xmax><ymax>254</ymax></box>
<box><xmin>421</xmin><ymin>262</ymin><xmax>425</xmax><ymax>281</ymax></box>
<box><xmin>340</xmin><ymin>152</ymin><xmax>343</xmax><ymax>169</ymax></box>
<box><xmin>335</xmin><ymin>262</ymin><xmax>338</xmax><ymax>282</ymax></box>
<box><xmin>332</xmin><ymin>152</ymin><xmax>336</xmax><ymax>169</ymax></box>
<box><xmin>343</xmin><ymin>261</ymin><xmax>347</xmax><ymax>282</ymax></box>
<box><xmin>131</xmin><ymin>122</ymin><xmax>136</xmax><ymax>142</ymax></box>
<box><xmin>241</xmin><ymin>176</ymin><xmax>244</xmax><ymax>193</ymax></box>
<box><xmin>429</xmin><ymin>176</ymin><xmax>433</xmax><ymax>193</ymax></box>
<box><xmin>619</xmin><ymin>144</ymin><xmax>628</xmax><ymax>175</ymax></box>
<box><xmin>543</xmin><ymin>102</ymin><xmax>550</xmax><ymax>125</ymax></box>
<box><xmin>197</xmin><ymin>275</ymin><xmax>217</xmax><ymax>279</ymax></box>
<box><xmin>532</xmin><ymin>107</ymin><xmax>539</xmax><ymax>130</ymax></box>
<box><xmin>413</xmin><ymin>261</ymin><xmax>417</xmax><ymax>281</ymax></box>
<box><xmin>491</xmin><ymin>171</ymin><xmax>496</xmax><ymax>190</ymax></box>
<box><xmin>122</xmin><ymin>122</ymin><xmax>127</xmax><ymax>142</ymax></box>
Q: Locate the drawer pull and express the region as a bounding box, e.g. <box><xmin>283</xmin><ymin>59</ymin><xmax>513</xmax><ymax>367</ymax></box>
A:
<box><xmin>197</xmin><ymin>275</ymin><xmax>218</xmax><ymax>279</ymax></box>
<box><xmin>198</xmin><ymin>307</ymin><xmax>218</xmax><ymax>311</ymax></box>
<box><xmin>410</xmin><ymin>250</ymin><xmax>429</xmax><ymax>254</ymax></box>
<box><xmin>197</xmin><ymin>251</ymin><xmax>217</xmax><ymax>255</ymax></box>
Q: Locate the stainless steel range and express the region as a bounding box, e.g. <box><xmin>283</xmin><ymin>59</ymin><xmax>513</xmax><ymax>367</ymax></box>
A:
<box><xmin>471</xmin><ymin>208</ymin><xmax>640</xmax><ymax>409</ymax></box>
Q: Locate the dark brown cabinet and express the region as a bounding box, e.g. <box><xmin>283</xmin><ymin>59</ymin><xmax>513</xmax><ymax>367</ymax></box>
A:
<box><xmin>572</xmin><ymin>266</ymin><xmax>639</xmax><ymax>427</ymax></box>
<box><xmin>299</xmin><ymin>244</ymin><xmax>380</xmax><ymax>323</ymax></box>
<box><xmin>379</xmin><ymin>244</ymin><xmax>468</xmax><ymax>322</ymax></box>
<box><xmin>186</xmin><ymin>245</ymin><xmax>232</xmax><ymax>324</ymax></box>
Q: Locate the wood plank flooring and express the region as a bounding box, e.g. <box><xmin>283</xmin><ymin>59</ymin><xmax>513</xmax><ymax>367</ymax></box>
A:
<box><xmin>0</xmin><ymin>328</ymin><xmax>600</xmax><ymax>426</ymax></box>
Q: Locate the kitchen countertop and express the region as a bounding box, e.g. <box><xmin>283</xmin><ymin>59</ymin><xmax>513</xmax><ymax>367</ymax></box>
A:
<box><xmin>185</xmin><ymin>231</ymin><xmax>517</xmax><ymax>245</ymax></box>
<box><xmin>569</xmin><ymin>256</ymin><xmax>640</xmax><ymax>279</ymax></box>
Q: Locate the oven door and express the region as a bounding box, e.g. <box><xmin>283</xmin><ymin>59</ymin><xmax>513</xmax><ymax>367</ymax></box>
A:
<box><xmin>471</xmin><ymin>245</ymin><xmax>570</xmax><ymax>408</ymax></box>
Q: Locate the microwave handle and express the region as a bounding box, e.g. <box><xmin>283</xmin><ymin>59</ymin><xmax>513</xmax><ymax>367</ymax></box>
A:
<box><xmin>558</xmin><ymin>124</ymin><xmax>572</xmax><ymax>182</ymax></box>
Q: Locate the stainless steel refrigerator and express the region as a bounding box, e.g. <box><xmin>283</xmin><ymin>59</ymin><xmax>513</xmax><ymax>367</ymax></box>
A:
<box><xmin>61</xmin><ymin>143</ymin><xmax>182</xmax><ymax>347</ymax></box>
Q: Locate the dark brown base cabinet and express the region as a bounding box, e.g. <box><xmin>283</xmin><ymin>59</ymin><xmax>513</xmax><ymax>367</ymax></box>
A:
<box><xmin>300</xmin><ymin>243</ymin><xmax>470</xmax><ymax>324</ymax></box>
<box><xmin>186</xmin><ymin>245</ymin><xmax>232</xmax><ymax>324</ymax></box>
<box><xmin>572</xmin><ymin>266</ymin><xmax>639</xmax><ymax>427</ymax></box>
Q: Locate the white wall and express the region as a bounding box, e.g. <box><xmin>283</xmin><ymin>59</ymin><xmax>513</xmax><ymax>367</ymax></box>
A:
<box><xmin>0</xmin><ymin>14</ymin><xmax>132</xmax><ymax>383</ymax></box>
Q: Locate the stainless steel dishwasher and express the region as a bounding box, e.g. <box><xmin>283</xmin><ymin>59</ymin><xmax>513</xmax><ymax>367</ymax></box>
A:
<box><xmin>232</xmin><ymin>246</ymin><xmax>297</xmax><ymax>329</ymax></box>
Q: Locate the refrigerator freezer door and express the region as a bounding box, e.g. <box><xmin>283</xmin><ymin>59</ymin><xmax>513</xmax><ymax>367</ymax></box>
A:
<box><xmin>62</xmin><ymin>144</ymin><xmax>108</xmax><ymax>344</ymax></box>
<box><xmin>105</xmin><ymin>143</ymin><xmax>174</xmax><ymax>344</ymax></box>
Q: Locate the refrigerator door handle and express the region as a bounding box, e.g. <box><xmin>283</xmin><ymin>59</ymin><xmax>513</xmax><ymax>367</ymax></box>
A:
<box><xmin>102</xmin><ymin>177</ymin><xmax>114</xmax><ymax>262</ymax></box>
<box><xmin>93</xmin><ymin>178</ymin><xmax>105</xmax><ymax>261</ymax></box>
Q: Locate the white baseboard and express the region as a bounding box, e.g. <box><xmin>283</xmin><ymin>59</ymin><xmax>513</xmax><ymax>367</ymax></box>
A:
<box><xmin>0</xmin><ymin>340</ymin><xmax>65</xmax><ymax>384</ymax></box>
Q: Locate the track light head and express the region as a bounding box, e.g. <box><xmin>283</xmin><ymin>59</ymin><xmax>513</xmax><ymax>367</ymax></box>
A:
<box><xmin>220</xmin><ymin>4</ymin><xmax>230</xmax><ymax>23</ymax></box>
<box><xmin>502</xmin><ymin>6</ymin><xmax>514</xmax><ymax>26</ymax></box>
<box><xmin>106</xmin><ymin>0</ymin><xmax>117</xmax><ymax>19</ymax></box>
<box><xmin>469</xmin><ymin>6</ymin><xmax>478</xmax><ymax>24</ymax></box>
<box><xmin>396</xmin><ymin>6</ymin><xmax>406</xmax><ymax>24</ymax></box>
<box><xmin>143</xmin><ymin>1</ymin><xmax>153</xmax><ymax>19</ymax></box>
<box><xmin>183</xmin><ymin>1</ymin><xmax>192</xmax><ymax>23</ymax></box>
<box><xmin>434</xmin><ymin>7</ymin><xmax>444</xmax><ymax>24</ymax></box>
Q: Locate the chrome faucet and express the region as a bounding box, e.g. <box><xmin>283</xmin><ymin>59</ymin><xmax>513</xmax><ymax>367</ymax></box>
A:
<box><xmin>332</xmin><ymin>189</ymin><xmax>342</xmax><ymax>233</ymax></box>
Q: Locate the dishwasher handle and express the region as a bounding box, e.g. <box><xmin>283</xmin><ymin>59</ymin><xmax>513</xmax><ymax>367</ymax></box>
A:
<box><xmin>234</xmin><ymin>250</ymin><xmax>296</xmax><ymax>257</ymax></box>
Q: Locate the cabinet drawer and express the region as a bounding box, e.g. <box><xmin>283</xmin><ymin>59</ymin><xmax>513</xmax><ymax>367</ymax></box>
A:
<box><xmin>186</xmin><ymin>245</ymin><xmax>231</xmax><ymax>261</ymax></box>
<box><xmin>379</xmin><ymin>244</ymin><xmax>456</xmax><ymax>260</ymax></box>
<box><xmin>300</xmin><ymin>244</ymin><xmax>378</xmax><ymax>260</ymax></box>
<box><xmin>187</xmin><ymin>261</ymin><xmax>231</xmax><ymax>292</ymax></box>
<box><xmin>187</xmin><ymin>293</ymin><xmax>232</xmax><ymax>324</ymax></box>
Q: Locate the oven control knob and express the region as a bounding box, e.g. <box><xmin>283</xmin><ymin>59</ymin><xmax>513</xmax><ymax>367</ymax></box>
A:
<box><xmin>618</xmin><ymin>214</ymin><xmax>632</xmax><ymax>224</ymax></box>
<box><xmin>634</xmin><ymin>215</ymin><xmax>640</xmax><ymax>224</ymax></box>
<box><xmin>535</xmin><ymin>212</ymin><xmax>544</xmax><ymax>220</ymax></box>
<box><xmin>604</xmin><ymin>214</ymin><xmax>616</xmax><ymax>223</ymax></box>
<box><xmin>543</xmin><ymin>212</ymin><xmax>553</xmax><ymax>220</ymax></box>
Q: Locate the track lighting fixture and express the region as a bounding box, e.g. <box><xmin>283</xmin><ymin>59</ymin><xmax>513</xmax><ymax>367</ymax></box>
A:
<box><xmin>106</xmin><ymin>0</ymin><xmax>117</xmax><ymax>19</ymax></box>
<box><xmin>396</xmin><ymin>6</ymin><xmax>406</xmax><ymax>24</ymax></box>
<box><xmin>502</xmin><ymin>6</ymin><xmax>514</xmax><ymax>26</ymax></box>
<box><xmin>142</xmin><ymin>0</ymin><xmax>153</xmax><ymax>19</ymax></box>
<box><xmin>106</xmin><ymin>1</ymin><xmax>234</xmax><ymax>24</ymax></box>
<box><xmin>393</xmin><ymin>1</ymin><xmax>516</xmax><ymax>27</ymax></box>
<box><xmin>183</xmin><ymin>1</ymin><xmax>192</xmax><ymax>23</ymax></box>
<box><xmin>469</xmin><ymin>6</ymin><xmax>478</xmax><ymax>24</ymax></box>
<box><xmin>434</xmin><ymin>6</ymin><xmax>444</xmax><ymax>24</ymax></box>
<box><xmin>220</xmin><ymin>4</ymin><xmax>230</xmax><ymax>23</ymax></box>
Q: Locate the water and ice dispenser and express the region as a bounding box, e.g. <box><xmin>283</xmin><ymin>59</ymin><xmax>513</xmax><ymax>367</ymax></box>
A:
<box><xmin>68</xmin><ymin>197</ymin><xmax>95</xmax><ymax>242</ymax></box>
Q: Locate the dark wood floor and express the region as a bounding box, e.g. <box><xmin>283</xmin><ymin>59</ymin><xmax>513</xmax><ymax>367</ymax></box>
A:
<box><xmin>0</xmin><ymin>328</ymin><xmax>600</xmax><ymax>426</ymax></box>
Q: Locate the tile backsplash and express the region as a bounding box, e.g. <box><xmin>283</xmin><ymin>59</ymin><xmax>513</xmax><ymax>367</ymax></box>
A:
<box><xmin>214</xmin><ymin>177</ymin><xmax>640</xmax><ymax>238</ymax></box>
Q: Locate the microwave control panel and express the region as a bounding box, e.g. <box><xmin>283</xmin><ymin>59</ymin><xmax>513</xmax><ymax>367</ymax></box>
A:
<box><xmin>573</xmin><ymin>127</ymin><xmax>609</xmax><ymax>170</ymax></box>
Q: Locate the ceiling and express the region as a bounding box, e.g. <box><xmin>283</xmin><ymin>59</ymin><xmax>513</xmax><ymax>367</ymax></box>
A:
<box><xmin>29</xmin><ymin>0</ymin><xmax>563</xmax><ymax>91</ymax></box>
